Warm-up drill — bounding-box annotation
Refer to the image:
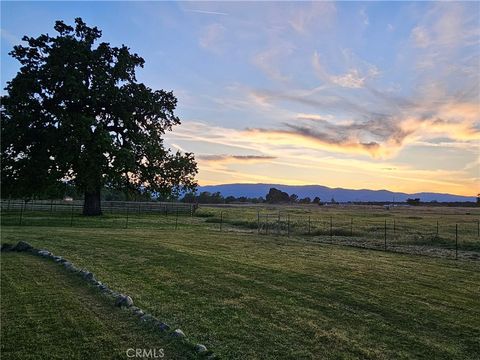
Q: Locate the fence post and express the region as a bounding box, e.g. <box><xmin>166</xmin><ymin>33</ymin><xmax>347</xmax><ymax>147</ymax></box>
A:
<box><xmin>350</xmin><ymin>218</ymin><xmax>353</xmax><ymax>236</ymax></box>
<box><xmin>265</xmin><ymin>214</ymin><xmax>268</xmax><ymax>235</ymax></box>
<box><xmin>277</xmin><ymin>213</ymin><xmax>281</xmax><ymax>235</ymax></box>
<box><xmin>436</xmin><ymin>220</ymin><xmax>439</xmax><ymax>239</ymax></box>
<box><xmin>330</xmin><ymin>216</ymin><xmax>333</xmax><ymax>238</ymax></box>
<box><xmin>125</xmin><ymin>207</ymin><xmax>129</xmax><ymax>229</ymax></box>
<box><xmin>308</xmin><ymin>216</ymin><xmax>311</xmax><ymax>235</ymax></box>
<box><xmin>70</xmin><ymin>203</ymin><xmax>74</xmax><ymax>227</ymax></box>
<box><xmin>257</xmin><ymin>211</ymin><xmax>260</xmax><ymax>234</ymax></box>
<box><xmin>50</xmin><ymin>200</ymin><xmax>53</xmax><ymax>213</ymax></box>
<box><xmin>384</xmin><ymin>219</ymin><xmax>387</xmax><ymax>250</ymax></box>
<box><xmin>220</xmin><ymin>211</ymin><xmax>223</xmax><ymax>232</ymax></box>
<box><xmin>455</xmin><ymin>224</ymin><xmax>458</xmax><ymax>260</ymax></box>
<box><xmin>477</xmin><ymin>220</ymin><xmax>479</xmax><ymax>238</ymax></box>
<box><xmin>19</xmin><ymin>202</ymin><xmax>24</xmax><ymax>226</ymax></box>
<box><xmin>7</xmin><ymin>198</ymin><xmax>10</xmax><ymax>212</ymax></box>
<box><xmin>287</xmin><ymin>214</ymin><xmax>290</xmax><ymax>237</ymax></box>
<box><xmin>175</xmin><ymin>208</ymin><xmax>178</xmax><ymax>230</ymax></box>
<box><xmin>393</xmin><ymin>219</ymin><xmax>396</xmax><ymax>239</ymax></box>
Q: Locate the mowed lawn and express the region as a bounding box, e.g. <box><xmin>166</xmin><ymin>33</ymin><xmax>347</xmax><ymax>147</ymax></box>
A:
<box><xmin>1</xmin><ymin>252</ymin><xmax>198</xmax><ymax>360</ymax></box>
<box><xmin>2</xmin><ymin>225</ymin><xmax>480</xmax><ymax>359</ymax></box>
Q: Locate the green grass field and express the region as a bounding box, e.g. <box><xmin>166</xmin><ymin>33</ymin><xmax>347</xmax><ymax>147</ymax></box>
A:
<box><xmin>1</xmin><ymin>251</ymin><xmax>198</xmax><ymax>359</ymax></box>
<box><xmin>195</xmin><ymin>204</ymin><xmax>480</xmax><ymax>253</ymax></box>
<box><xmin>3</xmin><ymin>204</ymin><xmax>479</xmax><ymax>257</ymax></box>
<box><xmin>2</xmin><ymin>214</ymin><xmax>480</xmax><ymax>359</ymax></box>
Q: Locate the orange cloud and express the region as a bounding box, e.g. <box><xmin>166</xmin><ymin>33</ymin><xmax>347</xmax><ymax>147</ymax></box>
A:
<box><xmin>198</xmin><ymin>154</ymin><xmax>276</xmax><ymax>163</ymax></box>
<box><xmin>243</xmin><ymin>128</ymin><xmax>389</xmax><ymax>158</ymax></box>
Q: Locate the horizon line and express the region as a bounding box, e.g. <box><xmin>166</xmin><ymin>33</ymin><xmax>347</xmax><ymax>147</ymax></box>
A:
<box><xmin>196</xmin><ymin>182</ymin><xmax>476</xmax><ymax>198</ymax></box>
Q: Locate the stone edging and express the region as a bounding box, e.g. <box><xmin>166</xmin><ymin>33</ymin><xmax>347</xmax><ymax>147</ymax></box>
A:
<box><xmin>1</xmin><ymin>241</ymin><xmax>215</xmax><ymax>359</ymax></box>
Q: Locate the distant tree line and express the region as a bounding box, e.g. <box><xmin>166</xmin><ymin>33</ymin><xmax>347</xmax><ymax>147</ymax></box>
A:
<box><xmin>181</xmin><ymin>188</ymin><xmax>324</xmax><ymax>205</ymax></box>
<box><xmin>181</xmin><ymin>191</ymin><xmax>264</xmax><ymax>204</ymax></box>
<box><xmin>5</xmin><ymin>185</ymin><xmax>477</xmax><ymax>208</ymax></box>
<box><xmin>264</xmin><ymin>188</ymin><xmax>323</xmax><ymax>204</ymax></box>
<box><xmin>180</xmin><ymin>188</ymin><xmax>478</xmax><ymax>207</ymax></box>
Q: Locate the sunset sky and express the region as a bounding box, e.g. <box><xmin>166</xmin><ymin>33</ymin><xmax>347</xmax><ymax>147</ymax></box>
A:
<box><xmin>1</xmin><ymin>1</ymin><xmax>479</xmax><ymax>196</ymax></box>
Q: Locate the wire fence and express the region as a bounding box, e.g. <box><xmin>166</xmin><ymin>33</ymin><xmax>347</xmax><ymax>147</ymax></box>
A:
<box><xmin>1</xmin><ymin>201</ymin><xmax>479</xmax><ymax>261</ymax></box>
<box><xmin>202</xmin><ymin>209</ymin><xmax>480</xmax><ymax>261</ymax></box>
<box><xmin>0</xmin><ymin>199</ymin><xmax>196</xmax><ymax>215</ymax></box>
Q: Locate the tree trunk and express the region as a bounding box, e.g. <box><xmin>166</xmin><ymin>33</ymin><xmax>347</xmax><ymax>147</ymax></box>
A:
<box><xmin>83</xmin><ymin>189</ymin><xmax>102</xmax><ymax>216</ymax></box>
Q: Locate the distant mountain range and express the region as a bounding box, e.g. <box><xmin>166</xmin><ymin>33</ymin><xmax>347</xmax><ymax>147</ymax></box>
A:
<box><xmin>198</xmin><ymin>183</ymin><xmax>476</xmax><ymax>203</ymax></box>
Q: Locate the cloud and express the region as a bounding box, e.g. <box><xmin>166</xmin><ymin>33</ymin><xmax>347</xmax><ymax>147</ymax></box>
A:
<box><xmin>252</xmin><ymin>43</ymin><xmax>294</xmax><ymax>82</ymax></box>
<box><xmin>187</xmin><ymin>9</ymin><xmax>228</xmax><ymax>16</ymax></box>
<box><xmin>241</xmin><ymin>97</ymin><xmax>479</xmax><ymax>160</ymax></box>
<box><xmin>235</xmin><ymin>84</ymin><xmax>480</xmax><ymax>159</ymax></box>
<box><xmin>312</xmin><ymin>51</ymin><xmax>378</xmax><ymax>89</ymax></box>
<box><xmin>430</xmin><ymin>3</ymin><xmax>478</xmax><ymax>48</ymax></box>
<box><xmin>251</xmin><ymin>3</ymin><xmax>336</xmax><ymax>82</ymax></box>
<box><xmin>245</xmin><ymin>14</ymin><xmax>478</xmax><ymax>161</ymax></box>
<box><xmin>288</xmin><ymin>2</ymin><xmax>336</xmax><ymax>34</ymax></box>
<box><xmin>359</xmin><ymin>8</ymin><xmax>369</xmax><ymax>26</ymax></box>
<box><xmin>399</xmin><ymin>104</ymin><xmax>480</xmax><ymax>143</ymax></box>
<box><xmin>171</xmin><ymin>143</ymin><xmax>187</xmax><ymax>152</ymax></box>
<box><xmin>411</xmin><ymin>26</ymin><xmax>430</xmax><ymax>48</ymax></box>
<box><xmin>166</xmin><ymin>120</ymin><xmax>476</xmax><ymax>195</ymax></box>
<box><xmin>198</xmin><ymin>154</ymin><xmax>276</xmax><ymax>162</ymax></box>
<box><xmin>364</xmin><ymin>85</ymin><xmax>415</xmax><ymax>110</ymax></box>
<box><xmin>194</xmin><ymin>153</ymin><xmax>285</xmax><ymax>186</ymax></box>
<box><xmin>164</xmin><ymin>2</ymin><xmax>477</xmax><ymax>195</ymax></box>
<box><xmin>331</xmin><ymin>70</ymin><xmax>365</xmax><ymax>89</ymax></box>
<box><xmin>311</xmin><ymin>51</ymin><xmax>330</xmax><ymax>82</ymax></box>
<box><xmin>199</xmin><ymin>23</ymin><xmax>226</xmax><ymax>53</ymax></box>
<box><xmin>244</xmin><ymin>126</ymin><xmax>385</xmax><ymax>158</ymax></box>
<box><xmin>251</xmin><ymin>87</ymin><xmax>388</xmax><ymax>119</ymax></box>
<box><xmin>408</xmin><ymin>2</ymin><xmax>479</xmax><ymax>72</ymax></box>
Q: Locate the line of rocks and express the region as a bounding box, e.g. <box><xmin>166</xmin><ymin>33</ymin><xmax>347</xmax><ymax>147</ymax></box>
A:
<box><xmin>2</xmin><ymin>241</ymin><xmax>214</xmax><ymax>358</ymax></box>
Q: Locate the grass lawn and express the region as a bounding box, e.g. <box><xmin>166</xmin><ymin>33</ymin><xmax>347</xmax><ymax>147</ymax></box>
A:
<box><xmin>2</xmin><ymin>223</ymin><xmax>480</xmax><ymax>359</ymax></box>
<box><xmin>1</xmin><ymin>251</ymin><xmax>198</xmax><ymax>360</ymax></box>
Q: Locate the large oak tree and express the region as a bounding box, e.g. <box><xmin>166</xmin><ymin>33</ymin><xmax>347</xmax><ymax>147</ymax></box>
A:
<box><xmin>1</xmin><ymin>18</ymin><xmax>197</xmax><ymax>215</ymax></box>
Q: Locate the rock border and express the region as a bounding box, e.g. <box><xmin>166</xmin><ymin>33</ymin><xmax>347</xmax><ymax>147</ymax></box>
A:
<box><xmin>2</xmin><ymin>241</ymin><xmax>215</xmax><ymax>359</ymax></box>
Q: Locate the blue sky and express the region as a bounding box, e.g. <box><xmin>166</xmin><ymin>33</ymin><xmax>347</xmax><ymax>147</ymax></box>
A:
<box><xmin>1</xmin><ymin>1</ymin><xmax>479</xmax><ymax>195</ymax></box>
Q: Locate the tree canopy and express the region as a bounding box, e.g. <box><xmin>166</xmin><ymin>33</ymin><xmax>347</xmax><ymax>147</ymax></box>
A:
<box><xmin>1</xmin><ymin>18</ymin><xmax>197</xmax><ymax>215</ymax></box>
<box><xmin>406</xmin><ymin>198</ymin><xmax>421</xmax><ymax>206</ymax></box>
<box><xmin>266</xmin><ymin>188</ymin><xmax>290</xmax><ymax>203</ymax></box>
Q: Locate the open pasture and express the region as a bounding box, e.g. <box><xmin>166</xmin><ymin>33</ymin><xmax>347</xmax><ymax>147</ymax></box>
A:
<box><xmin>2</xmin><ymin>204</ymin><xmax>479</xmax><ymax>259</ymax></box>
<box><xmin>197</xmin><ymin>204</ymin><xmax>480</xmax><ymax>259</ymax></box>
